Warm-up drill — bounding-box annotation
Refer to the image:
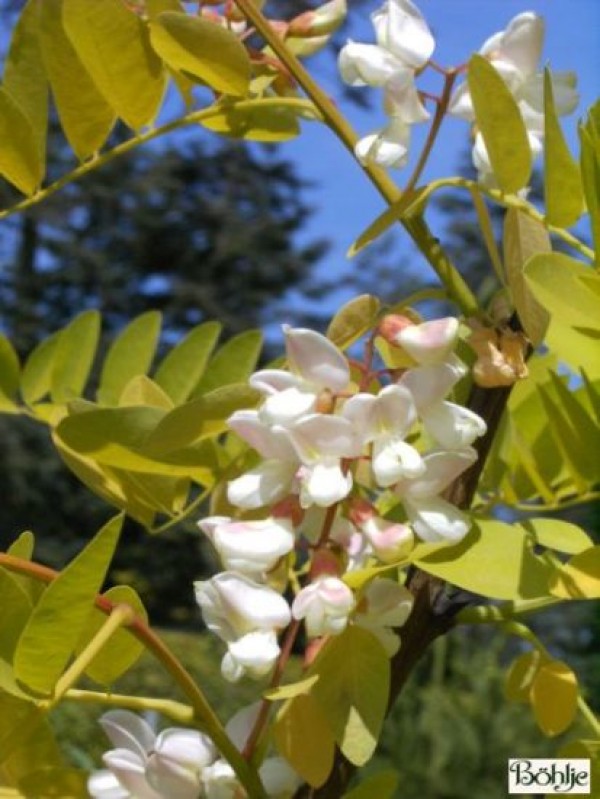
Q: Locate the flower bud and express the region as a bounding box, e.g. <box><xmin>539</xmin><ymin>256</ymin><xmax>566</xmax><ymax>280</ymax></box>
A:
<box><xmin>288</xmin><ymin>0</ymin><xmax>347</xmax><ymax>37</ymax></box>
<box><xmin>377</xmin><ymin>313</ymin><xmax>415</xmax><ymax>344</ymax></box>
<box><xmin>396</xmin><ymin>317</ymin><xmax>459</xmax><ymax>365</ymax></box>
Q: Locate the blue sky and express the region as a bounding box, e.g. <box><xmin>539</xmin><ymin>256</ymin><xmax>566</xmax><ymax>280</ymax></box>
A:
<box><xmin>267</xmin><ymin>0</ymin><xmax>599</xmax><ymax>326</ymax></box>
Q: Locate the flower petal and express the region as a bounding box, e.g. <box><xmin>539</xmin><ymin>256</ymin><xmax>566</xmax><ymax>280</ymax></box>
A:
<box><xmin>209</xmin><ymin>517</ymin><xmax>295</xmax><ymax>576</ymax></box>
<box><xmin>88</xmin><ymin>770</ymin><xmax>131</xmax><ymax>799</ymax></box>
<box><xmin>99</xmin><ymin>710</ymin><xmax>156</xmax><ymax>760</ymax></box>
<box><xmin>399</xmin><ymin>361</ymin><xmax>465</xmax><ymax>411</ymax></box>
<box><xmin>228</xmin><ymin>411</ymin><xmax>298</xmax><ymax>460</ymax></box>
<box><xmin>225</xmin><ymin>629</ymin><xmax>282</xmax><ymax>680</ymax></box>
<box><xmin>299</xmin><ymin>460</ymin><xmax>353</xmax><ymax>508</ymax></box>
<box><xmin>338</xmin><ymin>40</ymin><xmax>403</xmax><ymax>86</ymax></box>
<box><xmin>102</xmin><ymin>750</ymin><xmax>162</xmax><ymax>799</ymax></box>
<box><xmin>372</xmin><ymin>436</ymin><xmax>425</xmax><ymax>487</ymax></box>
<box><xmin>284</xmin><ymin>326</ymin><xmax>350</xmax><ymax>392</ymax></box>
<box><xmin>384</xmin><ymin>71</ymin><xmax>430</xmax><ymax>123</ymax></box>
<box><xmin>396</xmin><ymin>317</ymin><xmax>459</xmax><ymax>365</ymax></box>
<box><xmin>355</xmin><ymin>121</ymin><xmax>410</xmax><ymax>169</ymax></box>
<box><xmin>372</xmin><ymin>0</ymin><xmax>435</xmax><ymax>68</ymax></box>
<box><xmin>290</xmin><ymin>414</ymin><xmax>361</xmax><ymax>463</ymax></box>
<box><xmin>421</xmin><ymin>401</ymin><xmax>487</xmax><ymax>449</ymax></box>
<box><xmin>227</xmin><ymin>460</ymin><xmax>297</xmax><ymax>509</ymax></box>
<box><xmin>404</xmin><ymin>496</ymin><xmax>472</xmax><ymax>542</ymax></box>
<box><xmin>497</xmin><ymin>12</ymin><xmax>544</xmax><ymax>79</ymax></box>
<box><xmin>398</xmin><ymin>449</ymin><xmax>477</xmax><ymax>499</ymax></box>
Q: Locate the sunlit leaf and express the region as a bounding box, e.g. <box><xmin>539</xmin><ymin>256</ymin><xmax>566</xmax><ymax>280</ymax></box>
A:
<box><xmin>0</xmin><ymin>88</ymin><xmax>41</xmax><ymax>195</ymax></box>
<box><xmin>201</xmin><ymin>98</ymin><xmax>310</xmax><ymax>141</ymax></box>
<box><xmin>14</xmin><ymin>515</ymin><xmax>123</xmax><ymax>696</ymax></box>
<box><xmin>0</xmin><ymin>334</ymin><xmax>20</xmax><ymax>407</ymax></box>
<box><xmin>63</xmin><ymin>0</ymin><xmax>166</xmax><ymax>131</ymax></box>
<box><xmin>149</xmin><ymin>11</ymin><xmax>251</xmax><ymax>97</ymax></box>
<box><xmin>326</xmin><ymin>295</ymin><xmax>380</xmax><ymax>350</ymax></box>
<box><xmin>192</xmin><ymin>330</ymin><xmax>262</xmax><ymax>396</ymax></box>
<box><xmin>414</xmin><ymin>520</ymin><xmax>555</xmax><ymax>601</ymax></box>
<box><xmin>550</xmin><ymin>546</ymin><xmax>600</xmax><ymax>599</ymax></box>
<box><xmin>530</xmin><ymin>660</ymin><xmax>578</xmax><ymax>737</ymax></box>
<box><xmin>467</xmin><ymin>54</ymin><xmax>531</xmax><ymax>194</ymax></box>
<box><xmin>97</xmin><ymin>312</ymin><xmax>162</xmax><ymax>405</ymax></box>
<box><xmin>75</xmin><ymin>585</ymin><xmax>147</xmax><ymax>685</ymax></box>
<box><xmin>39</xmin><ymin>0</ymin><xmax>115</xmax><ymax>159</ymax></box>
<box><xmin>504</xmin><ymin>650</ymin><xmax>541</xmax><ymax>703</ymax></box>
<box><xmin>310</xmin><ymin>627</ymin><xmax>390</xmax><ymax>766</ymax></box>
<box><xmin>154</xmin><ymin>321</ymin><xmax>221</xmax><ymax>404</ymax></box>
<box><xmin>20</xmin><ymin>332</ymin><xmax>60</xmax><ymax>406</ymax></box>
<box><xmin>502</xmin><ymin>209</ymin><xmax>550</xmax><ymax>347</ymax></box>
<box><xmin>265</xmin><ymin>675</ymin><xmax>320</xmax><ymax>701</ymax></box>
<box><xmin>0</xmin><ymin>568</ymin><xmax>33</xmax><ymax>661</ymax></box>
<box><xmin>3</xmin><ymin>0</ymin><xmax>48</xmax><ymax>167</ymax></box>
<box><xmin>520</xmin><ymin>518</ymin><xmax>593</xmax><ymax>555</ymax></box>
<box><xmin>578</xmin><ymin>101</ymin><xmax>600</xmax><ymax>264</ymax></box>
<box><xmin>51</xmin><ymin>311</ymin><xmax>100</xmax><ymax>403</ymax></box>
<box><xmin>543</xmin><ymin>70</ymin><xmax>584</xmax><ymax>227</ymax></box>
<box><xmin>119</xmin><ymin>375</ymin><xmax>174</xmax><ymax>410</ymax></box>
<box><xmin>274</xmin><ymin>693</ymin><xmax>335</xmax><ymax>788</ymax></box>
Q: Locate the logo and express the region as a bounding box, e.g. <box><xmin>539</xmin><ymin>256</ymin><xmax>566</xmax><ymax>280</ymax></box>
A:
<box><xmin>508</xmin><ymin>759</ymin><xmax>591</xmax><ymax>794</ymax></box>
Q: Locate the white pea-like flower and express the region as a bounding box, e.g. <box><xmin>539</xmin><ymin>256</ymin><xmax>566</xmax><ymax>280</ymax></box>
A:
<box><xmin>354</xmin><ymin>577</ymin><xmax>413</xmax><ymax>655</ymax></box>
<box><xmin>292</xmin><ymin>575</ymin><xmax>355</xmax><ymax>637</ymax></box>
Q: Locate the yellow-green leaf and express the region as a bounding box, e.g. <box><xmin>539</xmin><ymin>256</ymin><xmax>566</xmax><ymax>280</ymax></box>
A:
<box><xmin>75</xmin><ymin>585</ymin><xmax>147</xmax><ymax>685</ymax></box>
<box><xmin>20</xmin><ymin>332</ymin><xmax>61</xmax><ymax>406</ymax></box>
<box><xmin>579</xmin><ymin>101</ymin><xmax>600</xmax><ymax>265</ymax></box>
<box><xmin>51</xmin><ymin>310</ymin><xmax>100</xmax><ymax>403</ymax></box>
<box><xmin>265</xmin><ymin>675</ymin><xmax>320</xmax><ymax>701</ymax></box>
<box><xmin>414</xmin><ymin>520</ymin><xmax>555</xmax><ymax>601</ymax></box>
<box><xmin>502</xmin><ymin>209</ymin><xmax>550</xmax><ymax>347</ymax></box>
<box><xmin>543</xmin><ymin>70</ymin><xmax>584</xmax><ymax>227</ymax></box>
<box><xmin>0</xmin><ymin>568</ymin><xmax>33</xmax><ymax>661</ymax></box>
<box><xmin>467</xmin><ymin>54</ymin><xmax>531</xmax><ymax>194</ymax></box>
<box><xmin>192</xmin><ymin>330</ymin><xmax>262</xmax><ymax>396</ymax></box>
<box><xmin>0</xmin><ymin>87</ymin><xmax>41</xmax><ymax>195</ymax></box>
<box><xmin>274</xmin><ymin>693</ymin><xmax>335</xmax><ymax>788</ymax></box>
<box><xmin>342</xmin><ymin>770</ymin><xmax>399</xmax><ymax>799</ymax></box>
<box><xmin>118</xmin><ymin>375</ymin><xmax>174</xmax><ymax>410</ymax></box>
<box><xmin>0</xmin><ymin>334</ymin><xmax>20</xmax><ymax>401</ymax></box>
<box><xmin>13</xmin><ymin>515</ymin><xmax>123</xmax><ymax>696</ymax></box>
<box><xmin>326</xmin><ymin>295</ymin><xmax>380</xmax><ymax>350</ymax></box>
<box><xmin>201</xmin><ymin>99</ymin><xmax>305</xmax><ymax>142</ymax></box>
<box><xmin>310</xmin><ymin>626</ymin><xmax>390</xmax><ymax>766</ymax></box>
<box><xmin>149</xmin><ymin>11</ymin><xmax>251</xmax><ymax>97</ymax></box>
<box><xmin>530</xmin><ymin>660</ymin><xmax>578</xmax><ymax>737</ymax></box>
<box><xmin>4</xmin><ymin>0</ymin><xmax>48</xmax><ymax>167</ymax></box>
<box><xmin>504</xmin><ymin>650</ymin><xmax>541</xmax><ymax>703</ymax></box>
<box><xmin>63</xmin><ymin>0</ymin><xmax>166</xmax><ymax>131</ymax></box>
<box><xmin>98</xmin><ymin>312</ymin><xmax>162</xmax><ymax>405</ymax></box>
<box><xmin>520</xmin><ymin>519</ymin><xmax>593</xmax><ymax>555</ymax></box>
<box><xmin>39</xmin><ymin>0</ymin><xmax>115</xmax><ymax>159</ymax></box>
<box><xmin>154</xmin><ymin>321</ymin><xmax>221</xmax><ymax>403</ymax></box>
<box><xmin>550</xmin><ymin>546</ymin><xmax>600</xmax><ymax>599</ymax></box>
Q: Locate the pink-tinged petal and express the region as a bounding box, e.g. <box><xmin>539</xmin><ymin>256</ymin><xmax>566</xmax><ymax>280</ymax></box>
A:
<box><xmin>498</xmin><ymin>12</ymin><xmax>544</xmax><ymax>79</ymax></box>
<box><xmin>227</xmin><ymin>460</ymin><xmax>297</xmax><ymax>509</ymax></box>
<box><xmin>99</xmin><ymin>710</ymin><xmax>156</xmax><ymax>759</ymax></box>
<box><xmin>355</xmin><ymin>121</ymin><xmax>411</xmax><ymax>170</ymax></box>
<box><xmin>102</xmin><ymin>751</ymin><xmax>162</xmax><ymax>799</ymax></box>
<box><xmin>284</xmin><ymin>326</ymin><xmax>350</xmax><ymax>392</ymax></box>
<box><xmin>299</xmin><ymin>460</ymin><xmax>353</xmax><ymax>508</ymax></box>
<box><xmin>249</xmin><ymin>369</ymin><xmax>302</xmax><ymax>395</ymax></box>
<box><xmin>228</xmin><ymin>411</ymin><xmax>298</xmax><ymax>460</ymax></box>
<box><xmin>290</xmin><ymin>414</ymin><xmax>361</xmax><ymax>463</ymax></box>
<box><xmin>399</xmin><ymin>361</ymin><xmax>464</xmax><ymax>410</ymax></box>
<box><xmin>88</xmin><ymin>770</ymin><xmax>130</xmax><ymax>799</ymax></box>
<box><xmin>372</xmin><ymin>0</ymin><xmax>435</xmax><ymax>68</ymax></box>
<box><xmin>421</xmin><ymin>402</ymin><xmax>487</xmax><ymax>449</ymax></box>
<box><xmin>396</xmin><ymin>318</ymin><xmax>459</xmax><ymax>365</ymax></box>
<box><xmin>198</xmin><ymin>515</ymin><xmax>230</xmax><ymax>542</ymax></box>
<box><xmin>260</xmin><ymin>386</ymin><xmax>317</xmax><ymax>426</ymax></box>
<box><xmin>404</xmin><ymin>496</ymin><xmax>472</xmax><ymax>542</ymax></box>
<box><xmin>384</xmin><ymin>72</ymin><xmax>430</xmax><ymax>124</ymax></box>
<box><xmin>338</xmin><ymin>40</ymin><xmax>403</xmax><ymax>86</ymax></box>
<box><xmin>226</xmin><ymin>629</ymin><xmax>281</xmax><ymax>679</ymax></box>
<box><xmin>372</xmin><ymin>436</ymin><xmax>425</xmax><ymax>487</ymax></box>
<box><xmin>359</xmin><ymin>515</ymin><xmax>414</xmax><ymax>562</ymax></box>
<box><xmin>292</xmin><ymin>576</ymin><xmax>354</xmax><ymax>637</ymax></box>
<box><xmin>399</xmin><ymin>449</ymin><xmax>477</xmax><ymax>499</ymax></box>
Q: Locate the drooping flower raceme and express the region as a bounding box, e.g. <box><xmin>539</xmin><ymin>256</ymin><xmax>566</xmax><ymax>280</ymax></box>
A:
<box><xmin>448</xmin><ymin>11</ymin><xmax>579</xmax><ymax>185</ymax></box>
<box><xmin>338</xmin><ymin>0</ymin><xmax>434</xmax><ymax>168</ymax></box>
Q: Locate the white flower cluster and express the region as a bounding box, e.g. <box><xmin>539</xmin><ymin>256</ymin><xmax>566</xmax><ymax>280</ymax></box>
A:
<box><xmin>338</xmin><ymin>1</ymin><xmax>579</xmax><ymax>184</ymax></box>
<box><xmin>195</xmin><ymin>317</ymin><xmax>486</xmax><ymax>682</ymax></box>
<box><xmin>88</xmin><ymin>707</ymin><xmax>300</xmax><ymax>799</ymax></box>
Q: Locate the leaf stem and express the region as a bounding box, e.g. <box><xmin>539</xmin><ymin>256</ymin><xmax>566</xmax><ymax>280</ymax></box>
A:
<box><xmin>0</xmin><ymin>552</ymin><xmax>266</xmax><ymax>799</ymax></box>
<box><xmin>62</xmin><ymin>689</ymin><xmax>194</xmax><ymax>725</ymax></box>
